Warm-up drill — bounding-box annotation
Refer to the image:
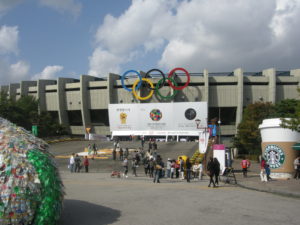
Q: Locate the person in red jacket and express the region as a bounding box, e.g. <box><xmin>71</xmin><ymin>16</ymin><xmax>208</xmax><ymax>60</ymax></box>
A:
<box><xmin>240</xmin><ymin>157</ymin><xmax>251</xmax><ymax>178</ymax></box>
<box><xmin>83</xmin><ymin>156</ymin><xmax>89</xmax><ymax>173</ymax></box>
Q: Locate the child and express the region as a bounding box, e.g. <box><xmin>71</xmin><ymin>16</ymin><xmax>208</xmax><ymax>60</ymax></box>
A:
<box><xmin>265</xmin><ymin>164</ymin><xmax>271</xmax><ymax>181</ymax></box>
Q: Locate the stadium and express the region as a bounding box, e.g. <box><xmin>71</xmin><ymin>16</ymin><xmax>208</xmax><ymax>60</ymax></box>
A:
<box><xmin>1</xmin><ymin>67</ymin><xmax>299</xmax><ymax>145</ymax></box>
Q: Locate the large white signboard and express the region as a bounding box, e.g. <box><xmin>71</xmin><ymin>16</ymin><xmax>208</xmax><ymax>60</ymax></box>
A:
<box><xmin>109</xmin><ymin>102</ymin><xmax>207</xmax><ymax>135</ymax></box>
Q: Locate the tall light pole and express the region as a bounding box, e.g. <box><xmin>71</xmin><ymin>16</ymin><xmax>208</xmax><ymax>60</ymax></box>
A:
<box><xmin>218</xmin><ymin>107</ymin><xmax>221</xmax><ymax>144</ymax></box>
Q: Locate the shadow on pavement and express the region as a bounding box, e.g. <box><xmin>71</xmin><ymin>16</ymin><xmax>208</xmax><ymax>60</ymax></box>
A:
<box><xmin>59</xmin><ymin>199</ymin><xmax>121</xmax><ymax>225</ymax></box>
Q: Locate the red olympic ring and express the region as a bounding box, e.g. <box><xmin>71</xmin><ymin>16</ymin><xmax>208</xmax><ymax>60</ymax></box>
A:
<box><xmin>167</xmin><ymin>67</ymin><xmax>190</xmax><ymax>90</ymax></box>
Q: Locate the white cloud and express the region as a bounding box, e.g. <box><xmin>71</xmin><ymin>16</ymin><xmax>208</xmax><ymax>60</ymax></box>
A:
<box><xmin>38</xmin><ymin>0</ymin><xmax>82</xmax><ymax>17</ymax></box>
<box><xmin>88</xmin><ymin>47</ymin><xmax>123</xmax><ymax>76</ymax></box>
<box><xmin>0</xmin><ymin>25</ymin><xmax>19</xmax><ymax>55</ymax></box>
<box><xmin>0</xmin><ymin>59</ymin><xmax>30</xmax><ymax>85</ymax></box>
<box><xmin>89</xmin><ymin>0</ymin><xmax>300</xmax><ymax>75</ymax></box>
<box><xmin>89</xmin><ymin>0</ymin><xmax>177</xmax><ymax>76</ymax></box>
<box><xmin>32</xmin><ymin>65</ymin><xmax>64</xmax><ymax>80</ymax></box>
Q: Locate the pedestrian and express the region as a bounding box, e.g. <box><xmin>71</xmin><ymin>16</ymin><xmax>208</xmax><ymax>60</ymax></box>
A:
<box><xmin>74</xmin><ymin>154</ymin><xmax>81</xmax><ymax>173</ymax></box>
<box><xmin>122</xmin><ymin>157</ymin><xmax>128</xmax><ymax>178</ymax></box>
<box><xmin>171</xmin><ymin>160</ymin><xmax>176</xmax><ymax>179</ymax></box>
<box><xmin>119</xmin><ymin>148</ymin><xmax>124</xmax><ymax>161</ymax></box>
<box><xmin>192</xmin><ymin>162</ymin><xmax>200</xmax><ymax>180</ymax></box>
<box><xmin>124</xmin><ymin>148</ymin><xmax>129</xmax><ymax>158</ymax></box>
<box><xmin>153</xmin><ymin>140</ymin><xmax>157</xmax><ymax>150</ymax></box>
<box><xmin>135</xmin><ymin>151</ymin><xmax>140</xmax><ymax>165</ymax></box>
<box><xmin>265</xmin><ymin>163</ymin><xmax>272</xmax><ymax>181</ymax></box>
<box><xmin>179</xmin><ymin>157</ymin><xmax>185</xmax><ymax>180</ymax></box>
<box><xmin>186</xmin><ymin>157</ymin><xmax>192</xmax><ymax>182</ymax></box>
<box><xmin>293</xmin><ymin>156</ymin><xmax>300</xmax><ymax>179</ymax></box>
<box><xmin>149</xmin><ymin>158</ymin><xmax>154</xmax><ymax>178</ymax></box>
<box><xmin>87</xmin><ymin>144</ymin><xmax>92</xmax><ymax>155</ymax></box>
<box><xmin>166</xmin><ymin>158</ymin><xmax>172</xmax><ymax>178</ymax></box>
<box><xmin>213</xmin><ymin>158</ymin><xmax>220</xmax><ymax>186</ymax></box>
<box><xmin>83</xmin><ymin>156</ymin><xmax>89</xmax><ymax>173</ymax></box>
<box><xmin>240</xmin><ymin>157</ymin><xmax>251</xmax><ymax>178</ymax></box>
<box><xmin>141</xmin><ymin>136</ymin><xmax>145</xmax><ymax>149</ymax></box>
<box><xmin>132</xmin><ymin>158</ymin><xmax>138</xmax><ymax>177</ymax></box>
<box><xmin>148</xmin><ymin>140</ymin><xmax>152</xmax><ymax>151</ymax></box>
<box><xmin>143</xmin><ymin>157</ymin><xmax>150</xmax><ymax>176</ymax></box>
<box><xmin>152</xmin><ymin>150</ymin><xmax>157</xmax><ymax>161</ymax></box>
<box><xmin>207</xmin><ymin>157</ymin><xmax>216</xmax><ymax>188</ymax></box>
<box><xmin>69</xmin><ymin>153</ymin><xmax>75</xmax><ymax>173</ymax></box>
<box><xmin>112</xmin><ymin>148</ymin><xmax>117</xmax><ymax>160</ymax></box>
<box><xmin>153</xmin><ymin>155</ymin><xmax>164</xmax><ymax>183</ymax></box>
<box><xmin>199</xmin><ymin>161</ymin><xmax>203</xmax><ymax>180</ymax></box>
<box><xmin>175</xmin><ymin>160</ymin><xmax>180</xmax><ymax>178</ymax></box>
<box><xmin>92</xmin><ymin>143</ymin><xmax>97</xmax><ymax>156</ymax></box>
<box><xmin>260</xmin><ymin>157</ymin><xmax>267</xmax><ymax>182</ymax></box>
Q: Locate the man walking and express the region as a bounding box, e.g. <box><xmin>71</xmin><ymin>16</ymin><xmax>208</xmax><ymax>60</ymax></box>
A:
<box><xmin>74</xmin><ymin>154</ymin><xmax>81</xmax><ymax>173</ymax></box>
<box><xmin>153</xmin><ymin>155</ymin><xmax>164</xmax><ymax>183</ymax></box>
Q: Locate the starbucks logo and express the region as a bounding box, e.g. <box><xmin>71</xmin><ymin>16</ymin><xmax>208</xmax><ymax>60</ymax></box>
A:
<box><xmin>264</xmin><ymin>144</ymin><xmax>285</xmax><ymax>169</ymax></box>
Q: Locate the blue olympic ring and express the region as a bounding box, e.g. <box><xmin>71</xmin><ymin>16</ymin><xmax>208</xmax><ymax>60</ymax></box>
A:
<box><xmin>121</xmin><ymin>70</ymin><xmax>142</xmax><ymax>92</ymax></box>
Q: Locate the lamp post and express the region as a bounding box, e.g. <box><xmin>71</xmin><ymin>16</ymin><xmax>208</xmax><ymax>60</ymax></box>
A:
<box><xmin>218</xmin><ymin>107</ymin><xmax>221</xmax><ymax>144</ymax></box>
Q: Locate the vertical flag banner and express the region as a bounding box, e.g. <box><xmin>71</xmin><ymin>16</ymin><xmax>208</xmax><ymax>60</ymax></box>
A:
<box><xmin>199</xmin><ymin>130</ymin><xmax>210</xmax><ymax>153</ymax></box>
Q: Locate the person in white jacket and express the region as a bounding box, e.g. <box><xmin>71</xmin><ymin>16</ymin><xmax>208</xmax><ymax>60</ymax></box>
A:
<box><xmin>192</xmin><ymin>162</ymin><xmax>200</xmax><ymax>180</ymax></box>
<box><xmin>69</xmin><ymin>153</ymin><xmax>75</xmax><ymax>173</ymax></box>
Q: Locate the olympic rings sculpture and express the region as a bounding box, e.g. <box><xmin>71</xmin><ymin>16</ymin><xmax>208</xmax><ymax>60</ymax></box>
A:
<box><xmin>121</xmin><ymin>67</ymin><xmax>190</xmax><ymax>100</ymax></box>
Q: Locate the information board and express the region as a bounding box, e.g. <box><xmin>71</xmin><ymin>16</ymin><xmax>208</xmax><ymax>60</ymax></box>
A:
<box><xmin>109</xmin><ymin>102</ymin><xmax>207</xmax><ymax>135</ymax></box>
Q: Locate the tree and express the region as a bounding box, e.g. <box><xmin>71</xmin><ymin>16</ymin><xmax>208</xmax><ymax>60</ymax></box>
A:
<box><xmin>234</xmin><ymin>98</ymin><xmax>300</xmax><ymax>155</ymax></box>
<box><xmin>280</xmin><ymin>90</ymin><xmax>300</xmax><ymax>132</ymax></box>
<box><xmin>233</xmin><ymin>102</ymin><xmax>276</xmax><ymax>155</ymax></box>
<box><xmin>0</xmin><ymin>92</ymin><xmax>68</xmax><ymax>137</ymax></box>
<box><xmin>273</xmin><ymin>98</ymin><xmax>298</xmax><ymax>118</ymax></box>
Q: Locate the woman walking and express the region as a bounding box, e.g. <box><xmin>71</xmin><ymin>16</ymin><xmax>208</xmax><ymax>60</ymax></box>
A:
<box><xmin>207</xmin><ymin>157</ymin><xmax>216</xmax><ymax>188</ymax></box>
<box><xmin>213</xmin><ymin>158</ymin><xmax>220</xmax><ymax>186</ymax></box>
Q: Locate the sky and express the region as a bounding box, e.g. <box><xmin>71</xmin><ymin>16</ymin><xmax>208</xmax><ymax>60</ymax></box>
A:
<box><xmin>0</xmin><ymin>0</ymin><xmax>300</xmax><ymax>85</ymax></box>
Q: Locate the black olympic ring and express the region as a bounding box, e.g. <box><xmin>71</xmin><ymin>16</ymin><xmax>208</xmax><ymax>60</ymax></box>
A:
<box><xmin>144</xmin><ymin>69</ymin><xmax>166</xmax><ymax>90</ymax></box>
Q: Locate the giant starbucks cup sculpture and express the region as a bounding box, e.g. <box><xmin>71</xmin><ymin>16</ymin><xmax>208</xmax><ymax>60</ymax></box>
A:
<box><xmin>259</xmin><ymin>118</ymin><xmax>300</xmax><ymax>179</ymax></box>
<box><xmin>0</xmin><ymin>117</ymin><xmax>64</xmax><ymax>224</ymax></box>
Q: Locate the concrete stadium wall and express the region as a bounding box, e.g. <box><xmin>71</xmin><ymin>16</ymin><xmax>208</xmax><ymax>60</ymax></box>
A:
<box><xmin>1</xmin><ymin>68</ymin><xmax>300</xmax><ymax>139</ymax></box>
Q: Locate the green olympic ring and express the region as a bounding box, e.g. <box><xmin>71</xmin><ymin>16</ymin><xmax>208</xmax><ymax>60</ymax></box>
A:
<box><xmin>155</xmin><ymin>77</ymin><xmax>178</xmax><ymax>100</ymax></box>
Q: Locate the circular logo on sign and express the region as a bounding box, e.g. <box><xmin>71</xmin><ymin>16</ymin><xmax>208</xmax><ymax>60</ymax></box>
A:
<box><xmin>264</xmin><ymin>144</ymin><xmax>285</xmax><ymax>169</ymax></box>
<box><xmin>185</xmin><ymin>108</ymin><xmax>197</xmax><ymax>120</ymax></box>
<box><xmin>150</xmin><ymin>109</ymin><xmax>162</xmax><ymax>121</ymax></box>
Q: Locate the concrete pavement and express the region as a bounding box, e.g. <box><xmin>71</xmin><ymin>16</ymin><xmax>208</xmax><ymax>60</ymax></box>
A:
<box><xmin>50</xmin><ymin>140</ymin><xmax>300</xmax><ymax>198</ymax></box>
<box><xmin>58</xmin><ymin>171</ymin><xmax>300</xmax><ymax>225</ymax></box>
<box><xmin>232</xmin><ymin>161</ymin><xmax>300</xmax><ymax>198</ymax></box>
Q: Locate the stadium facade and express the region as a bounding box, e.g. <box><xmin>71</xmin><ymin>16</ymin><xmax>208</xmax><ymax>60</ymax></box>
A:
<box><xmin>1</xmin><ymin>67</ymin><xmax>299</xmax><ymax>144</ymax></box>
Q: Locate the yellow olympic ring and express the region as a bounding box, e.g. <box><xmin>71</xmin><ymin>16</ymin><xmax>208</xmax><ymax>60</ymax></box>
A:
<box><xmin>132</xmin><ymin>78</ymin><xmax>154</xmax><ymax>100</ymax></box>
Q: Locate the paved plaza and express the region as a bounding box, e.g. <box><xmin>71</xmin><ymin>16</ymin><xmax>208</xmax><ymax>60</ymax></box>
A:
<box><xmin>51</xmin><ymin>140</ymin><xmax>300</xmax><ymax>225</ymax></box>
<box><xmin>58</xmin><ymin>172</ymin><xmax>300</xmax><ymax>225</ymax></box>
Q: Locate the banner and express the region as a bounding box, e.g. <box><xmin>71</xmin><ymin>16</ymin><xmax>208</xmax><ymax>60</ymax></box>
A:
<box><xmin>213</xmin><ymin>144</ymin><xmax>226</xmax><ymax>174</ymax></box>
<box><xmin>109</xmin><ymin>102</ymin><xmax>207</xmax><ymax>133</ymax></box>
<box><xmin>199</xmin><ymin>130</ymin><xmax>210</xmax><ymax>153</ymax></box>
